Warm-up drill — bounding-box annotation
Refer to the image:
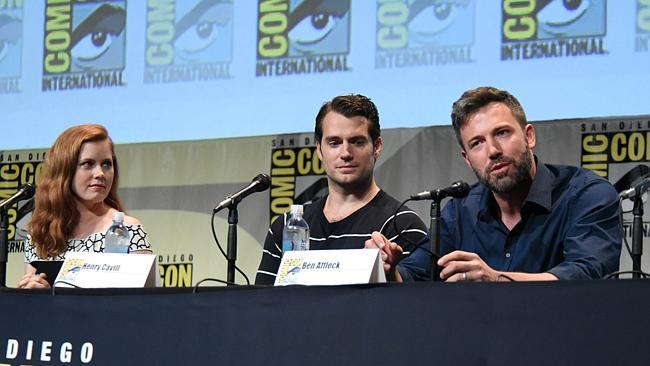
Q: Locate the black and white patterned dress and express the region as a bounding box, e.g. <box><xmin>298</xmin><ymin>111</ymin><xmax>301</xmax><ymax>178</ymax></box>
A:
<box><xmin>24</xmin><ymin>225</ymin><xmax>152</xmax><ymax>263</ymax></box>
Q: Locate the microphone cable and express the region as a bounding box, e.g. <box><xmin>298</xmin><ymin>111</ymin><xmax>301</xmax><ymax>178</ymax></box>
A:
<box><xmin>391</xmin><ymin>198</ymin><xmax>438</xmax><ymax>259</ymax></box>
<box><xmin>51</xmin><ymin>281</ymin><xmax>81</xmax><ymax>295</ymax></box>
<box><xmin>603</xmin><ymin>270</ymin><xmax>650</xmax><ymax>280</ymax></box>
<box><xmin>389</xmin><ymin>198</ymin><xmax>420</xmax><ymax>251</ymax></box>
<box><xmin>210</xmin><ymin>210</ymin><xmax>250</xmax><ymax>286</ymax></box>
<box><xmin>393</xmin><ymin>182</ymin><xmax>470</xmax><ymax>258</ymax></box>
<box><xmin>193</xmin><ymin>278</ymin><xmax>240</xmax><ymax>293</ymax></box>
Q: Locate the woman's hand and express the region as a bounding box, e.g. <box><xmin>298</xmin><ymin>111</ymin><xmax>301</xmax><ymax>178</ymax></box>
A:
<box><xmin>18</xmin><ymin>272</ymin><xmax>51</xmax><ymax>289</ymax></box>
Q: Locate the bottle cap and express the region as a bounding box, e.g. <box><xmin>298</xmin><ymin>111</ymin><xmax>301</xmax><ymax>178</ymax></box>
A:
<box><xmin>290</xmin><ymin>205</ymin><xmax>303</xmax><ymax>215</ymax></box>
<box><xmin>112</xmin><ymin>211</ymin><xmax>125</xmax><ymax>223</ymax></box>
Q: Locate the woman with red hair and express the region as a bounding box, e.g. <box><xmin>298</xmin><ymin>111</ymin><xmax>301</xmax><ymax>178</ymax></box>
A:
<box><xmin>18</xmin><ymin>124</ymin><xmax>151</xmax><ymax>288</ymax></box>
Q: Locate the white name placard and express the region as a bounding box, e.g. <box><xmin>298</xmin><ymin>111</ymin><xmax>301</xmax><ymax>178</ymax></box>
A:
<box><xmin>274</xmin><ymin>249</ymin><xmax>386</xmax><ymax>286</ymax></box>
<box><xmin>54</xmin><ymin>252</ymin><xmax>157</xmax><ymax>288</ymax></box>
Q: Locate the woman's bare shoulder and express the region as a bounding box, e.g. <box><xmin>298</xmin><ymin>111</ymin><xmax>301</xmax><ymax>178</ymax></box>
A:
<box><xmin>123</xmin><ymin>214</ymin><xmax>142</xmax><ymax>226</ymax></box>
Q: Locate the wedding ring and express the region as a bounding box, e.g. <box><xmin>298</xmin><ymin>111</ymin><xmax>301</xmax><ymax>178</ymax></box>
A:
<box><xmin>462</xmin><ymin>272</ymin><xmax>468</xmax><ymax>281</ymax></box>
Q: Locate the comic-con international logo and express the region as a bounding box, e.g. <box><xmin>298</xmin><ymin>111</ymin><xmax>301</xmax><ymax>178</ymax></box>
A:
<box><xmin>42</xmin><ymin>0</ymin><xmax>126</xmax><ymax>92</ymax></box>
<box><xmin>269</xmin><ymin>134</ymin><xmax>326</xmax><ymax>224</ymax></box>
<box><xmin>158</xmin><ymin>253</ymin><xmax>194</xmax><ymax>287</ymax></box>
<box><xmin>0</xmin><ymin>0</ymin><xmax>22</xmax><ymax>94</ymax></box>
<box><xmin>637</xmin><ymin>0</ymin><xmax>650</xmax><ymax>52</ymax></box>
<box><xmin>375</xmin><ymin>0</ymin><xmax>475</xmax><ymax>69</ymax></box>
<box><xmin>581</xmin><ymin>118</ymin><xmax>650</xmax><ymax>241</ymax></box>
<box><xmin>0</xmin><ymin>151</ymin><xmax>46</xmax><ymax>254</ymax></box>
<box><xmin>144</xmin><ymin>0</ymin><xmax>233</xmax><ymax>84</ymax></box>
<box><xmin>501</xmin><ymin>0</ymin><xmax>607</xmax><ymax>61</ymax></box>
<box><xmin>256</xmin><ymin>0</ymin><xmax>351</xmax><ymax>77</ymax></box>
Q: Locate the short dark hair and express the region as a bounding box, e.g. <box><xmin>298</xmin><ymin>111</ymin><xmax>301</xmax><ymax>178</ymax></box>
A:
<box><xmin>451</xmin><ymin>86</ymin><xmax>527</xmax><ymax>148</ymax></box>
<box><xmin>315</xmin><ymin>94</ymin><xmax>380</xmax><ymax>143</ymax></box>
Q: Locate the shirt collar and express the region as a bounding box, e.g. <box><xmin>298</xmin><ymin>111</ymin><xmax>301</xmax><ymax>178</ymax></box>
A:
<box><xmin>524</xmin><ymin>156</ymin><xmax>553</xmax><ymax>213</ymax></box>
<box><xmin>477</xmin><ymin>155</ymin><xmax>553</xmax><ymax>221</ymax></box>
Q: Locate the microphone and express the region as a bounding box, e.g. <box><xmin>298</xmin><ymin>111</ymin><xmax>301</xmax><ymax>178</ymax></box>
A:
<box><xmin>620</xmin><ymin>178</ymin><xmax>650</xmax><ymax>200</ymax></box>
<box><xmin>213</xmin><ymin>173</ymin><xmax>271</xmax><ymax>212</ymax></box>
<box><xmin>410</xmin><ymin>181</ymin><xmax>470</xmax><ymax>201</ymax></box>
<box><xmin>0</xmin><ymin>183</ymin><xmax>36</xmax><ymax>211</ymax></box>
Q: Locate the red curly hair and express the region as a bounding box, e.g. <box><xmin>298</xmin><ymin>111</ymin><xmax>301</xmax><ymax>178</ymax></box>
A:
<box><xmin>29</xmin><ymin>124</ymin><xmax>124</xmax><ymax>258</ymax></box>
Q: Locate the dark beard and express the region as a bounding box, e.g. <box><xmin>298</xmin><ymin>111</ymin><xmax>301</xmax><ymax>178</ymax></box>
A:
<box><xmin>473</xmin><ymin>149</ymin><xmax>533</xmax><ymax>194</ymax></box>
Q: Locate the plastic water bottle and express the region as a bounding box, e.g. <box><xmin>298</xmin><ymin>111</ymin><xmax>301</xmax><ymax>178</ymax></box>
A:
<box><xmin>104</xmin><ymin>212</ymin><xmax>131</xmax><ymax>253</ymax></box>
<box><xmin>282</xmin><ymin>205</ymin><xmax>310</xmax><ymax>254</ymax></box>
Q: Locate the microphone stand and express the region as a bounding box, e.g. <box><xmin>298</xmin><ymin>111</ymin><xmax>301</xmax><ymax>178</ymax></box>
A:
<box><xmin>0</xmin><ymin>207</ymin><xmax>9</xmax><ymax>287</ymax></box>
<box><xmin>429</xmin><ymin>196</ymin><xmax>442</xmax><ymax>282</ymax></box>
<box><xmin>226</xmin><ymin>205</ymin><xmax>239</xmax><ymax>286</ymax></box>
<box><xmin>632</xmin><ymin>196</ymin><xmax>644</xmax><ymax>279</ymax></box>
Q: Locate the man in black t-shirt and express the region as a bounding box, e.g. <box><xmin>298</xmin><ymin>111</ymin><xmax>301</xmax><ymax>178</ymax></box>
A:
<box><xmin>255</xmin><ymin>94</ymin><xmax>426</xmax><ymax>285</ymax></box>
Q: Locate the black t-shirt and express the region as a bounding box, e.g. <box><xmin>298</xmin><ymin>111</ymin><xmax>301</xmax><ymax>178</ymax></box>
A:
<box><xmin>255</xmin><ymin>190</ymin><xmax>427</xmax><ymax>285</ymax></box>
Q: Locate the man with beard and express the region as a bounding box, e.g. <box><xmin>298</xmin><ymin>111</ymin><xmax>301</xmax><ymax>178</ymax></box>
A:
<box><xmin>367</xmin><ymin>86</ymin><xmax>621</xmax><ymax>281</ymax></box>
<box><xmin>255</xmin><ymin>94</ymin><xmax>427</xmax><ymax>285</ymax></box>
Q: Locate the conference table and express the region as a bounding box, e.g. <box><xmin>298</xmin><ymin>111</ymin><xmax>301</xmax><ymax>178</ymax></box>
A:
<box><xmin>1</xmin><ymin>280</ymin><xmax>648</xmax><ymax>365</ymax></box>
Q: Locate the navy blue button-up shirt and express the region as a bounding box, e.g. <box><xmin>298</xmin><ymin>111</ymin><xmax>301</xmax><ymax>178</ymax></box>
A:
<box><xmin>399</xmin><ymin>160</ymin><xmax>622</xmax><ymax>280</ymax></box>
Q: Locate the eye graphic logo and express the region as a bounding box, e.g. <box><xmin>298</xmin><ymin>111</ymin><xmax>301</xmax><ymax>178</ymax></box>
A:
<box><xmin>144</xmin><ymin>0</ymin><xmax>233</xmax><ymax>84</ymax></box>
<box><xmin>408</xmin><ymin>0</ymin><xmax>473</xmax><ymax>46</ymax></box>
<box><xmin>0</xmin><ymin>1</ymin><xmax>22</xmax><ymax>94</ymax></box>
<box><xmin>286</xmin><ymin>0</ymin><xmax>349</xmax><ymax>56</ymax></box>
<box><xmin>174</xmin><ymin>1</ymin><xmax>233</xmax><ymax>64</ymax></box>
<box><xmin>256</xmin><ymin>0</ymin><xmax>351</xmax><ymax>77</ymax></box>
<box><xmin>71</xmin><ymin>3</ymin><xmax>126</xmax><ymax>72</ymax></box>
<box><xmin>536</xmin><ymin>0</ymin><xmax>605</xmax><ymax>38</ymax></box>
<box><xmin>637</xmin><ymin>0</ymin><xmax>650</xmax><ymax>52</ymax></box>
<box><xmin>375</xmin><ymin>0</ymin><xmax>475</xmax><ymax>69</ymax></box>
<box><xmin>501</xmin><ymin>0</ymin><xmax>607</xmax><ymax>61</ymax></box>
<box><xmin>42</xmin><ymin>1</ymin><xmax>127</xmax><ymax>92</ymax></box>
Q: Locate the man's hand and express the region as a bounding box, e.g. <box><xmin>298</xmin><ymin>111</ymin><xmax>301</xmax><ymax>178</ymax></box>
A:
<box><xmin>437</xmin><ymin>250</ymin><xmax>500</xmax><ymax>282</ymax></box>
<box><xmin>17</xmin><ymin>272</ymin><xmax>51</xmax><ymax>289</ymax></box>
<box><xmin>365</xmin><ymin>231</ymin><xmax>403</xmax><ymax>281</ymax></box>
